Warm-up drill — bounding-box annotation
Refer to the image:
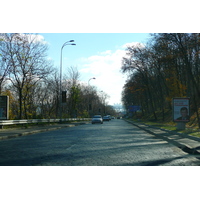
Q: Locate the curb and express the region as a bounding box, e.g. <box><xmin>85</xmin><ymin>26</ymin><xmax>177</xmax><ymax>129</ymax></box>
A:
<box><xmin>0</xmin><ymin>122</ymin><xmax>88</xmax><ymax>141</ymax></box>
<box><xmin>124</xmin><ymin>119</ymin><xmax>200</xmax><ymax>156</ymax></box>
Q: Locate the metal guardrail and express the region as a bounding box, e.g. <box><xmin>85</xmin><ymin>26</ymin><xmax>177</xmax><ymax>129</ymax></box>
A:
<box><xmin>0</xmin><ymin>118</ymin><xmax>91</xmax><ymax>128</ymax></box>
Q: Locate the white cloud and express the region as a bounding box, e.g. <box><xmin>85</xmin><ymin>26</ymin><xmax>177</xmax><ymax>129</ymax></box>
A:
<box><xmin>0</xmin><ymin>33</ymin><xmax>48</xmax><ymax>45</ymax></box>
<box><xmin>122</xmin><ymin>42</ymin><xmax>145</xmax><ymax>49</ymax></box>
<box><xmin>27</xmin><ymin>34</ymin><xmax>48</xmax><ymax>44</ymax></box>
<box><xmin>99</xmin><ymin>50</ymin><xmax>112</xmax><ymax>55</ymax></box>
<box><xmin>47</xmin><ymin>56</ymin><xmax>53</xmax><ymax>61</ymax></box>
<box><xmin>79</xmin><ymin>45</ymin><xmax>129</xmax><ymax>105</ymax></box>
<box><xmin>78</xmin><ymin>42</ymin><xmax>144</xmax><ymax>105</ymax></box>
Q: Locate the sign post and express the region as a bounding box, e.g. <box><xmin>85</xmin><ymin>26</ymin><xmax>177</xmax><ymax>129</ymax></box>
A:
<box><xmin>128</xmin><ymin>105</ymin><xmax>141</xmax><ymax>119</ymax></box>
<box><xmin>129</xmin><ymin>105</ymin><xmax>141</xmax><ymax>112</ymax></box>
<box><xmin>173</xmin><ymin>98</ymin><xmax>190</xmax><ymax>130</ymax></box>
<box><xmin>0</xmin><ymin>96</ymin><xmax>9</xmax><ymax>120</ymax></box>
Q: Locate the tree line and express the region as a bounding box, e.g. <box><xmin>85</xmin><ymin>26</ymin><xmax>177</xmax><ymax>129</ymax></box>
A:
<box><xmin>121</xmin><ymin>33</ymin><xmax>200</xmax><ymax>128</ymax></box>
<box><xmin>0</xmin><ymin>33</ymin><xmax>116</xmax><ymax>119</ymax></box>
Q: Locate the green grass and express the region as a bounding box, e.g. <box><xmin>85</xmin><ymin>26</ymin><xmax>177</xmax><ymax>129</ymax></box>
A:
<box><xmin>127</xmin><ymin>109</ymin><xmax>200</xmax><ymax>138</ymax></box>
<box><xmin>128</xmin><ymin>118</ymin><xmax>200</xmax><ymax>138</ymax></box>
<box><xmin>189</xmin><ymin>132</ymin><xmax>200</xmax><ymax>137</ymax></box>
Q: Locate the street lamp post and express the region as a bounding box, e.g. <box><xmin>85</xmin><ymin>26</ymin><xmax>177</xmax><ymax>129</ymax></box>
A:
<box><xmin>60</xmin><ymin>40</ymin><xmax>76</xmax><ymax>122</ymax></box>
<box><xmin>100</xmin><ymin>90</ymin><xmax>106</xmax><ymax>115</ymax></box>
<box><xmin>100</xmin><ymin>90</ymin><xmax>105</xmax><ymax>115</ymax></box>
<box><xmin>88</xmin><ymin>77</ymin><xmax>96</xmax><ymax>85</ymax></box>
<box><xmin>88</xmin><ymin>77</ymin><xmax>96</xmax><ymax>116</ymax></box>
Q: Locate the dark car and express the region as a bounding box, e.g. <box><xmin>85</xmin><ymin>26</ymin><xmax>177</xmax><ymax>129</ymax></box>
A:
<box><xmin>103</xmin><ymin>116</ymin><xmax>110</xmax><ymax>121</ymax></box>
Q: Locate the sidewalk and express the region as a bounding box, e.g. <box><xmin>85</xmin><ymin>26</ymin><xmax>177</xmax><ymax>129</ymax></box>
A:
<box><xmin>0</xmin><ymin>122</ymin><xmax>89</xmax><ymax>140</ymax></box>
<box><xmin>125</xmin><ymin>119</ymin><xmax>200</xmax><ymax>156</ymax></box>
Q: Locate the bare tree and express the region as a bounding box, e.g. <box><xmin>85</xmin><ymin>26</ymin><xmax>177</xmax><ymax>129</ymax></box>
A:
<box><xmin>62</xmin><ymin>66</ymin><xmax>81</xmax><ymax>117</ymax></box>
<box><xmin>0</xmin><ymin>35</ymin><xmax>11</xmax><ymax>94</ymax></box>
<box><xmin>1</xmin><ymin>33</ymin><xmax>53</xmax><ymax>119</ymax></box>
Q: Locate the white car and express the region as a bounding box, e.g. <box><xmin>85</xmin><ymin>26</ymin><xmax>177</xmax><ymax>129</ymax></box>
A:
<box><xmin>91</xmin><ymin>115</ymin><xmax>103</xmax><ymax>124</ymax></box>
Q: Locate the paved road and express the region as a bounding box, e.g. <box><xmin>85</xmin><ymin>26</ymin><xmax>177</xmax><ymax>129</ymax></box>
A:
<box><xmin>0</xmin><ymin>119</ymin><xmax>199</xmax><ymax>166</ymax></box>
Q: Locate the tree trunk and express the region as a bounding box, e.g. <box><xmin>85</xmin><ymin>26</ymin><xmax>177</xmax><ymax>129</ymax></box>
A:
<box><xmin>19</xmin><ymin>89</ymin><xmax>22</xmax><ymax>119</ymax></box>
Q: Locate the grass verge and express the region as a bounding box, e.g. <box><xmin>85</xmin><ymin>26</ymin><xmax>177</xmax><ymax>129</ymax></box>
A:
<box><xmin>128</xmin><ymin>118</ymin><xmax>200</xmax><ymax>138</ymax></box>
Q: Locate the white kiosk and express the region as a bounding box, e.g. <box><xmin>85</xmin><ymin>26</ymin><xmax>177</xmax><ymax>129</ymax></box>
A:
<box><xmin>173</xmin><ymin>98</ymin><xmax>190</xmax><ymax>130</ymax></box>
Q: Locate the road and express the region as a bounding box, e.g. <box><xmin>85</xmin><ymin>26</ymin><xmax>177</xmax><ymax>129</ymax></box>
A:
<box><xmin>0</xmin><ymin>119</ymin><xmax>199</xmax><ymax>166</ymax></box>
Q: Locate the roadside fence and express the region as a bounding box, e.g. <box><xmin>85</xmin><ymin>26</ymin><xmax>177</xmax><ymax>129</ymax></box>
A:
<box><xmin>0</xmin><ymin>118</ymin><xmax>91</xmax><ymax>129</ymax></box>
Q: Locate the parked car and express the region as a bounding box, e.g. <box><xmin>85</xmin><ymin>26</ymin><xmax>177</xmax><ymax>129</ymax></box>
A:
<box><xmin>103</xmin><ymin>116</ymin><xmax>110</xmax><ymax>121</ymax></box>
<box><xmin>107</xmin><ymin>115</ymin><xmax>112</xmax><ymax>120</ymax></box>
<box><xmin>91</xmin><ymin>115</ymin><xmax>103</xmax><ymax>124</ymax></box>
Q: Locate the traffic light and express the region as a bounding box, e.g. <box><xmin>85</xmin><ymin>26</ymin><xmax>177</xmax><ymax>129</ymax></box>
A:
<box><xmin>62</xmin><ymin>91</ymin><xmax>67</xmax><ymax>103</ymax></box>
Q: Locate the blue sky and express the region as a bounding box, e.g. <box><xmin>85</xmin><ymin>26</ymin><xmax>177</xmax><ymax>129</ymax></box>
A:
<box><xmin>40</xmin><ymin>33</ymin><xmax>150</xmax><ymax>65</ymax></box>
<box><xmin>2</xmin><ymin>1</ymin><xmax>197</xmax><ymax>106</ymax></box>
<box><xmin>38</xmin><ymin>33</ymin><xmax>150</xmax><ymax>105</ymax></box>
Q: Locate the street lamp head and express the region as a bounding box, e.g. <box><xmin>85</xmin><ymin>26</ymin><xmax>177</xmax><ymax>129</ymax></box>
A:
<box><xmin>62</xmin><ymin>41</ymin><xmax>76</xmax><ymax>49</ymax></box>
<box><xmin>88</xmin><ymin>77</ymin><xmax>96</xmax><ymax>85</ymax></box>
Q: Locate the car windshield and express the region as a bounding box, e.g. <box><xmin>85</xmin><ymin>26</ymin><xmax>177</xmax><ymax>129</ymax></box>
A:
<box><xmin>93</xmin><ymin>116</ymin><xmax>101</xmax><ymax>118</ymax></box>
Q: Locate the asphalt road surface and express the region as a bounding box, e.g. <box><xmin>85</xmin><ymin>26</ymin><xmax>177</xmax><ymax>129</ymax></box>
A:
<box><xmin>0</xmin><ymin>119</ymin><xmax>200</xmax><ymax>166</ymax></box>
